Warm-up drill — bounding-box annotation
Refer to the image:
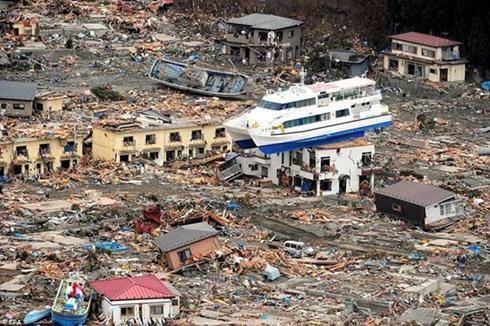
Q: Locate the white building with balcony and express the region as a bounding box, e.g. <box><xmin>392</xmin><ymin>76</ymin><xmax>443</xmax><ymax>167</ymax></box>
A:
<box><xmin>236</xmin><ymin>140</ymin><xmax>377</xmax><ymax>196</ymax></box>
<box><xmin>382</xmin><ymin>31</ymin><xmax>467</xmax><ymax>82</ymax></box>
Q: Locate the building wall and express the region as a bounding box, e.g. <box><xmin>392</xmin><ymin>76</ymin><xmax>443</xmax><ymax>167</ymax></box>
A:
<box><xmin>163</xmin><ymin>236</ymin><xmax>219</xmax><ymax>271</ymax></box>
<box><xmin>425</xmin><ymin>199</ymin><xmax>463</xmax><ymax>225</ymax></box>
<box><xmin>374</xmin><ymin>194</ymin><xmax>426</xmax><ymax>226</ymax></box>
<box><xmin>102</xmin><ymin>297</ymin><xmax>176</xmax><ymax>324</ymax></box>
<box><xmin>1</xmin><ymin>99</ymin><xmax>33</xmax><ymax>117</ymax></box>
<box><xmin>237</xmin><ymin>144</ymin><xmax>375</xmax><ymax>196</ymax></box>
<box><xmin>225</xmin><ymin>25</ymin><xmax>301</xmax><ymax>65</ymax></box>
<box><xmin>0</xmin><ymin>136</ymin><xmax>83</xmax><ymax>176</ymax></box>
<box><xmin>92</xmin><ymin>124</ymin><xmax>232</xmax><ymax>163</ymax></box>
<box><xmin>36</xmin><ymin>97</ymin><xmax>64</xmax><ymax>113</ymax></box>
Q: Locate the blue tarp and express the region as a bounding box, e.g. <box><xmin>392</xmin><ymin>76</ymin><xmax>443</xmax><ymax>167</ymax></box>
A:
<box><xmin>226</xmin><ymin>202</ymin><xmax>241</xmax><ymax>210</ymax></box>
<box><xmin>83</xmin><ymin>241</ymin><xmax>129</xmax><ymax>253</ymax></box>
<box><xmin>481</xmin><ymin>81</ymin><xmax>490</xmax><ymax>91</ymax></box>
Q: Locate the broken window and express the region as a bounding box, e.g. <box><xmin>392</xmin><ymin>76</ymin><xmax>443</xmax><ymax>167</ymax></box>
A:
<box><xmin>1</xmin><ymin>103</ymin><xmax>6</xmax><ymax>109</ymax></box>
<box><xmin>222</xmin><ymin>145</ymin><xmax>228</xmax><ymax>152</ymax></box>
<box><xmin>320</xmin><ymin>180</ymin><xmax>332</xmax><ymax>191</ymax></box>
<box><xmin>293</xmin><ymin>151</ymin><xmax>302</xmax><ymax>165</ymax></box>
<box><xmin>309</xmin><ymin>151</ymin><xmax>316</xmax><ymax>168</ymax></box>
<box><xmin>149</xmin><ymin>151</ymin><xmax>159</xmax><ymax>160</ymax></box>
<box><xmin>388</xmin><ymin>59</ymin><xmax>398</xmax><ymax>70</ymax></box>
<box><xmin>215</xmin><ymin>127</ymin><xmax>226</xmax><ymax>138</ymax></box>
<box><xmin>150</xmin><ymin>306</ymin><xmax>164</xmax><ymax>315</ymax></box>
<box><xmin>277</xmin><ymin>31</ymin><xmax>283</xmax><ymax>42</ymax></box>
<box><xmin>60</xmin><ymin>160</ymin><xmax>70</xmax><ymax>169</ymax></box>
<box><xmin>250</xmin><ymin>164</ymin><xmax>258</xmax><ymax>171</ymax></box>
<box><xmin>64</xmin><ymin>141</ymin><xmax>76</xmax><ymax>152</ymax></box>
<box><xmin>293</xmin><ymin>175</ymin><xmax>302</xmax><ymax>187</ymax></box>
<box><xmin>120</xmin><ymin>307</ymin><xmax>134</xmax><ymax>317</ymax></box>
<box><xmin>13</xmin><ymin>103</ymin><xmax>25</xmax><ymax>110</ymax></box>
<box><xmin>197</xmin><ymin>147</ymin><xmax>205</xmax><ymax>156</ymax></box>
<box><xmin>123</xmin><ymin>136</ymin><xmax>134</xmax><ymax>146</ymax></box>
<box><xmin>39</xmin><ymin>143</ymin><xmax>50</xmax><ymax>155</ymax></box>
<box><xmin>145</xmin><ymin>134</ymin><xmax>156</xmax><ymax>145</ymax></box>
<box><xmin>178</xmin><ymin>248</ymin><xmax>191</xmax><ymax>262</ymax></box>
<box><xmin>169</xmin><ymin>132</ymin><xmax>181</xmax><ymax>142</ymax></box>
<box><xmin>259</xmin><ymin>31</ymin><xmax>268</xmax><ymax>42</ymax></box>
<box><xmin>13</xmin><ymin>165</ymin><xmax>22</xmax><ymax>175</ymax></box>
<box><xmin>402</xmin><ymin>44</ymin><xmax>417</xmax><ymax>54</ymax></box>
<box><xmin>0</xmin><ymin>167</ymin><xmax>4</xmax><ymax>177</ymax></box>
<box><xmin>119</xmin><ymin>154</ymin><xmax>129</xmax><ymax>162</ymax></box>
<box><xmin>191</xmin><ymin>130</ymin><xmax>203</xmax><ymax>140</ymax></box>
<box><xmin>321</xmin><ymin>157</ymin><xmax>331</xmax><ymax>171</ymax></box>
<box><xmin>166</xmin><ymin>150</ymin><xmax>175</xmax><ymax>161</ymax></box>
<box><xmin>392</xmin><ymin>203</ymin><xmax>402</xmax><ymax>212</ymax></box>
<box><xmin>430</xmin><ymin>68</ymin><xmax>437</xmax><ymax>74</ymax></box>
<box><xmin>422</xmin><ymin>48</ymin><xmax>435</xmax><ymax>58</ymax></box>
<box><xmin>361</xmin><ymin>152</ymin><xmax>372</xmax><ymax>167</ymax></box>
<box><xmin>288</xmin><ymin>30</ymin><xmax>294</xmax><ymax>38</ymax></box>
<box><xmin>392</xmin><ymin>42</ymin><xmax>402</xmax><ymax>51</ymax></box>
<box><xmin>16</xmin><ymin>146</ymin><xmax>28</xmax><ymax>157</ymax></box>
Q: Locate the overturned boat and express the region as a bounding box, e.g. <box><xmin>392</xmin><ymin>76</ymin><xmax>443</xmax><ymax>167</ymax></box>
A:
<box><xmin>225</xmin><ymin>77</ymin><xmax>392</xmax><ymax>154</ymax></box>
<box><xmin>149</xmin><ymin>58</ymin><xmax>249</xmax><ymax>99</ymax></box>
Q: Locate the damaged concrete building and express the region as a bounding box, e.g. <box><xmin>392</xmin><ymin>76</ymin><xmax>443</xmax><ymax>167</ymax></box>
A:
<box><xmin>222</xmin><ymin>14</ymin><xmax>303</xmax><ymax>65</ymax></box>
<box><xmin>236</xmin><ymin>140</ymin><xmax>377</xmax><ymax>196</ymax></box>
<box><xmin>0</xmin><ymin>133</ymin><xmax>83</xmax><ymax>176</ymax></box>
<box><xmin>92</xmin><ymin>114</ymin><xmax>231</xmax><ymax>163</ymax></box>
<box><xmin>382</xmin><ymin>32</ymin><xmax>467</xmax><ymax>82</ymax></box>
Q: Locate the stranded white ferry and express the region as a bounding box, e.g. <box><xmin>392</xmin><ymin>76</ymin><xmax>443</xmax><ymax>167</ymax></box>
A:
<box><xmin>224</xmin><ymin>76</ymin><xmax>391</xmax><ymax>154</ymax></box>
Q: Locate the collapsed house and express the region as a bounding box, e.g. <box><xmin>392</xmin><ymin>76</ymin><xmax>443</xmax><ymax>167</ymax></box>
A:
<box><xmin>222</xmin><ymin>14</ymin><xmax>303</xmax><ymax>65</ymax></box>
<box><xmin>375</xmin><ymin>181</ymin><xmax>464</xmax><ymax>228</ymax></box>
<box><xmin>90</xmin><ymin>274</ymin><xmax>181</xmax><ymax>324</ymax></box>
<box><xmin>235</xmin><ymin>139</ymin><xmax>378</xmax><ymax>196</ymax></box>
<box><xmin>92</xmin><ymin>113</ymin><xmax>231</xmax><ymax>163</ymax></box>
<box><xmin>382</xmin><ymin>31</ymin><xmax>467</xmax><ymax>82</ymax></box>
<box><xmin>153</xmin><ymin>222</ymin><xmax>219</xmax><ymax>271</ymax></box>
<box><xmin>329</xmin><ymin>50</ymin><xmax>370</xmax><ymax>77</ymax></box>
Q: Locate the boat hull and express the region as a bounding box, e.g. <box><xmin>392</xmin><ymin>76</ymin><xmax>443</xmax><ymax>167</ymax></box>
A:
<box><xmin>251</xmin><ymin>115</ymin><xmax>392</xmax><ymax>154</ymax></box>
<box><xmin>149</xmin><ymin>59</ymin><xmax>249</xmax><ymax>99</ymax></box>
<box><xmin>24</xmin><ymin>308</ymin><xmax>51</xmax><ymax>325</ymax></box>
<box><xmin>52</xmin><ymin>311</ymin><xmax>88</xmax><ymax>326</ymax></box>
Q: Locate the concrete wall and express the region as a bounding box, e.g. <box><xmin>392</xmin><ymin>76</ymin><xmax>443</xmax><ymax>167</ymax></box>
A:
<box><xmin>92</xmin><ymin>124</ymin><xmax>232</xmax><ymax>163</ymax></box>
<box><xmin>36</xmin><ymin>97</ymin><xmax>64</xmax><ymax>113</ymax></box>
<box><xmin>225</xmin><ymin>25</ymin><xmax>301</xmax><ymax>65</ymax></box>
<box><xmin>237</xmin><ymin>144</ymin><xmax>375</xmax><ymax>196</ymax></box>
<box><xmin>164</xmin><ymin>236</ymin><xmax>219</xmax><ymax>271</ymax></box>
<box><xmin>0</xmin><ymin>136</ymin><xmax>83</xmax><ymax>176</ymax></box>
<box><xmin>1</xmin><ymin>99</ymin><xmax>33</xmax><ymax>117</ymax></box>
<box><xmin>101</xmin><ymin>297</ymin><xmax>176</xmax><ymax>324</ymax></box>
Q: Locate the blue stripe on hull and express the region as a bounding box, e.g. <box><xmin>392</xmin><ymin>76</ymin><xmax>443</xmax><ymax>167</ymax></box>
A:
<box><xmin>235</xmin><ymin>138</ymin><xmax>257</xmax><ymax>149</ymax></box>
<box><xmin>257</xmin><ymin>121</ymin><xmax>392</xmax><ymax>154</ymax></box>
<box><xmin>52</xmin><ymin>311</ymin><xmax>88</xmax><ymax>326</ymax></box>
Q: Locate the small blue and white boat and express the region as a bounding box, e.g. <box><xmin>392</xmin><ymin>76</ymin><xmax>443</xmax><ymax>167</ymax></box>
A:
<box><xmin>24</xmin><ymin>307</ymin><xmax>51</xmax><ymax>325</ymax></box>
<box><xmin>225</xmin><ymin>76</ymin><xmax>392</xmax><ymax>154</ymax></box>
<box><xmin>51</xmin><ymin>273</ymin><xmax>92</xmax><ymax>326</ymax></box>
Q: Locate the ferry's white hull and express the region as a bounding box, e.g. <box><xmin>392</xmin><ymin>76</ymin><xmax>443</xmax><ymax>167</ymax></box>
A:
<box><xmin>248</xmin><ymin>113</ymin><xmax>392</xmax><ymax>154</ymax></box>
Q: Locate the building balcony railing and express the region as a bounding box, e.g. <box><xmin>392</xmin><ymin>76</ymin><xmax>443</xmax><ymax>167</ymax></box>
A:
<box><xmin>14</xmin><ymin>152</ymin><xmax>29</xmax><ymax>161</ymax></box>
<box><xmin>123</xmin><ymin>140</ymin><xmax>136</xmax><ymax>147</ymax></box>
<box><xmin>224</xmin><ymin>33</ymin><xmax>251</xmax><ymax>44</ymax></box>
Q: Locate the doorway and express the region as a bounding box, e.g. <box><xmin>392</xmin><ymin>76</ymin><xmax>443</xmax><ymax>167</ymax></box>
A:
<box><xmin>339</xmin><ymin>175</ymin><xmax>350</xmax><ymax>194</ymax></box>
<box><xmin>440</xmin><ymin>68</ymin><xmax>448</xmax><ymax>81</ymax></box>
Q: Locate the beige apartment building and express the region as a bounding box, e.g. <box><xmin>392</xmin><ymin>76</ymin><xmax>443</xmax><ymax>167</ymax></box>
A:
<box><xmin>92</xmin><ymin>118</ymin><xmax>232</xmax><ymax>163</ymax></box>
<box><xmin>382</xmin><ymin>31</ymin><xmax>467</xmax><ymax>82</ymax></box>
<box><xmin>0</xmin><ymin>135</ymin><xmax>83</xmax><ymax>177</ymax></box>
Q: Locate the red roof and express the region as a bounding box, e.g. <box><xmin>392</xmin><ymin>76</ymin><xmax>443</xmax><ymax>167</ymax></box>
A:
<box><xmin>390</xmin><ymin>32</ymin><xmax>461</xmax><ymax>48</ymax></box>
<box><xmin>90</xmin><ymin>275</ymin><xmax>176</xmax><ymax>301</ymax></box>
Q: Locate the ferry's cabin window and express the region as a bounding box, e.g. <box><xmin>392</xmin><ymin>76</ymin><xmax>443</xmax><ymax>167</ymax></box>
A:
<box><xmin>318</xmin><ymin>93</ymin><xmax>329</xmax><ymax>99</ymax></box>
<box><xmin>259</xmin><ymin>98</ymin><xmax>316</xmax><ymax>110</ymax></box>
<box><xmin>283</xmin><ymin>113</ymin><xmax>330</xmax><ymax>128</ymax></box>
<box><xmin>336</xmin><ymin>109</ymin><xmax>350</xmax><ymax>118</ymax></box>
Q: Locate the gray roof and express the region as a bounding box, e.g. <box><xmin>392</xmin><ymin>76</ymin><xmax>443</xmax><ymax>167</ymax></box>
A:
<box><xmin>330</xmin><ymin>50</ymin><xmax>368</xmax><ymax>64</ymax></box>
<box><xmin>0</xmin><ymin>80</ymin><xmax>36</xmax><ymax>101</ymax></box>
<box><xmin>227</xmin><ymin>14</ymin><xmax>302</xmax><ymax>30</ymax></box>
<box><xmin>375</xmin><ymin>181</ymin><xmax>456</xmax><ymax>207</ymax></box>
<box><xmin>153</xmin><ymin>222</ymin><xmax>218</xmax><ymax>252</ymax></box>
